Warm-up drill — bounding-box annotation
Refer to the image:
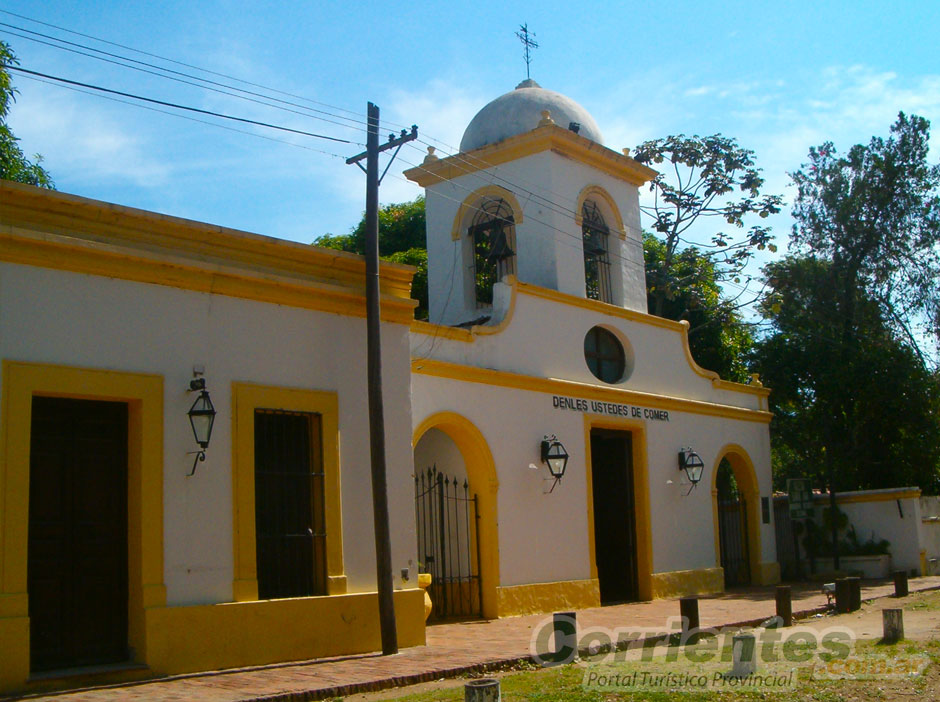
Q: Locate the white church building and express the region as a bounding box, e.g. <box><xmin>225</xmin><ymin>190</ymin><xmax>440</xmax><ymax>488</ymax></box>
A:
<box><xmin>0</xmin><ymin>79</ymin><xmax>777</xmax><ymax>692</ymax></box>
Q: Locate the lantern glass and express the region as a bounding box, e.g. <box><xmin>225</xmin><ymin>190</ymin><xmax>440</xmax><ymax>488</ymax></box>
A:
<box><xmin>680</xmin><ymin>450</ymin><xmax>705</xmax><ymax>485</ymax></box>
<box><xmin>544</xmin><ymin>439</ymin><xmax>569</xmax><ymax>479</ymax></box>
<box><xmin>188</xmin><ymin>390</ymin><xmax>216</xmax><ymax>448</ymax></box>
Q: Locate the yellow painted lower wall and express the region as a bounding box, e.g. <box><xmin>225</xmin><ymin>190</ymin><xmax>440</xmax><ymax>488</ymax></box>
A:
<box><xmin>0</xmin><ymin>616</ymin><xmax>30</xmax><ymax>692</ymax></box>
<box><xmin>650</xmin><ymin>568</ymin><xmax>724</xmax><ymax>599</ymax></box>
<box><xmin>144</xmin><ymin>589</ymin><xmax>426</xmax><ymax>676</ymax></box>
<box><xmin>757</xmin><ymin>561</ymin><xmax>781</xmax><ymax>586</ymax></box>
<box><xmin>0</xmin><ymin>589</ymin><xmax>425</xmax><ymax>693</ymax></box>
<box><xmin>497</xmin><ymin>579</ymin><xmax>600</xmax><ymax>617</ymax></box>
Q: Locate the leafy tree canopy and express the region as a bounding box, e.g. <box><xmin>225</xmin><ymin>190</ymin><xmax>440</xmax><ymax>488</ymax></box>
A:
<box><xmin>752</xmin><ymin>255</ymin><xmax>940</xmax><ymax>493</ymax></box>
<box><xmin>643</xmin><ymin>233</ymin><xmax>753</xmax><ymax>383</ymax></box>
<box><xmin>0</xmin><ymin>41</ymin><xmax>54</xmax><ymax>188</ymax></box>
<box><xmin>790</xmin><ymin>112</ymin><xmax>940</xmax><ymax>365</ymax></box>
<box><xmin>314</xmin><ymin>196</ymin><xmax>428</xmax><ymax>319</ymax></box>
<box><xmin>632</xmin><ymin>134</ymin><xmax>781</xmax><ymax>318</ymax></box>
<box><xmin>315</xmin><ymin>196</ymin><xmax>425</xmax><ymax>257</ymax></box>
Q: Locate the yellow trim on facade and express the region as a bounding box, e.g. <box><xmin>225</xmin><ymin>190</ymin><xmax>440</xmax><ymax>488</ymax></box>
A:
<box><xmin>0</xmin><ymin>361</ymin><xmax>165</xmax><ymax>690</ymax></box>
<box><xmin>575</xmin><ymin>185</ymin><xmax>627</xmax><ymax>239</ymax></box>
<box><xmin>583</xmin><ymin>415</ymin><xmax>654</xmax><ymax>601</ymax></box>
<box><xmin>811</xmin><ymin>489</ymin><xmax>922</xmax><ymax>505</ymax></box>
<box><xmin>0</xmin><ymin>182</ymin><xmax>417</xmax><ymax>324</ymax></box>
<box><xmin>449</xmin><ymin>185</ymin><xmax>525</xmax><ymax>241</ymax></box>
<box><xmin>410</xmin><ymin>278</ymin><xmax>772</xmax><ymax>401</ymax></box>
<box><xmin>412</xmin><ymin>358</ymin><xmax>773</xmax><ymax>424</ymax></box>
<box><xmin>711</xmin><ymin>445</ymin><xmax>765</xmax><ymax>586</ymax></box>
<box><xmin>231</xmin><ymin>383</ymin><xmax>344</xmax><ymax>601</ymax></box>
<box><xmin>650</xmin><ymin>568</ymin><xmax>724</xmax><ymax>599</ymax></box>
<box><xmin>413</xmin><ymin>412</ymin><xmax>500</xmax><ymax>619</ymax></box>
<box><xmin>496</xmin><ymin>579</ymin><xmax>600</xmax><ymax>617</ymax></box>
<box><xmin>404</xmin><ymin>124</ymin><xmax>658</xmax><ymax>187</ymax></box>
<box><xmin>143</xmin><ymin>589</ymin><xmax>425</xmax><ymax>677</ymax></box>
<box><xmin>410</xmin><ymin>319</ymin><xmax>475</xmax><ymax>342</ymax></box>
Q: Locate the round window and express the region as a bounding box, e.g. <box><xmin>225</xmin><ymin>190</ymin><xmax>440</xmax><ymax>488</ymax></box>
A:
<box><xmin>584</xmin><ymin>326</ymin><xmax>626</xmax><ymax>383</ymax></box>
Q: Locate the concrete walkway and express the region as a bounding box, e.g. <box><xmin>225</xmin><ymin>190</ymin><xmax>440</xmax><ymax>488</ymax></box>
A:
<box><xmin>10</xmin><ymin>576</ymin><xmax>940</xmax><ymax>702</ymax></box>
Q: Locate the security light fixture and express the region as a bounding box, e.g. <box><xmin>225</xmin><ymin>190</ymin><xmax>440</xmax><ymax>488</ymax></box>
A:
<box><xmin>187</xmin><ymin>376</ymin><xmax>216</xmax><ymax>475</ymax></box>
<box><xmin>678</xmin><ymin>448</ymin><xmax>705</xmax><ymax>495</ymax></box>
<box><xmin>540</xmin><ymin>435</ymin><xmax>569</xmax><ymax>492</ymax></box>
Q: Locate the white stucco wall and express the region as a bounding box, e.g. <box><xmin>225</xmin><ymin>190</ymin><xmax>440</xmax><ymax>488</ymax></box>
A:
<box><xmin>410</xmin><ymin>374</ymin><xmax>774</xmax><ymax>586</ymax></box>
<box><xmin>410</xmin><ymin>282</ymin><xmax>775</xmax><ymax>588</ymax></box>
<box><xmin>809</xmin><ymin>490</ymin><xmax>923</xmax><ymax>573</ymax></box>
<box><xmin>424</xmin><ymin>150</ymin><xmax>647</xmax><ymax>327</ymax></box>
<box><xmin>0</xmin><ymin>261</ymin><xmax>417</xmax><ymax>604</ymax></box>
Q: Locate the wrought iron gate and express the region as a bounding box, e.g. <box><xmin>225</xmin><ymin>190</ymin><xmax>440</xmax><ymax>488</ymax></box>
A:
<box><xmin>414</xmin><ymin>466</ymin><xmax>482</xmax><ymax>620</ymax></box>
<box><xmin>718</xmin><ymin>495</ymin><xmax>751</xmax><ymax>587</ymax></box>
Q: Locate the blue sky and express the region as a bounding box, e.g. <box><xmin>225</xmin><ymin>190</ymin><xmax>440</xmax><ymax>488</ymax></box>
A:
<box><xmin>3</xmin><ymin>0</ymin><xmax>939</xmax><ymax>264</ymax></box>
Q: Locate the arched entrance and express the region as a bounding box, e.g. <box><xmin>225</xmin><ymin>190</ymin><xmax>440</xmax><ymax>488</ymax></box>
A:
<box><xmin>413</xmin><ymin>413</ymin><xmax>499</xmax><ymax>619</ymax></box>
<box><xmin>711</xmin><ymin>445</ymin><xmax>761</xmax><ymax>589</ymax></box>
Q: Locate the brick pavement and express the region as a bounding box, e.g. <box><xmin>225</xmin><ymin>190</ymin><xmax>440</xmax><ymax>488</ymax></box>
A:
<box><xmin>9</xmin><ymin>576</ymin><xmax>940</xmax><ymax>702</ymax></box>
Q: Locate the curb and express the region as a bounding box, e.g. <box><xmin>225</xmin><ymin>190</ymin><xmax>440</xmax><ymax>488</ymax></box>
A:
<box><xmin>239</xmin><ymin>582</ymin><xmax>940</xmax><ymax>702</ymax></box>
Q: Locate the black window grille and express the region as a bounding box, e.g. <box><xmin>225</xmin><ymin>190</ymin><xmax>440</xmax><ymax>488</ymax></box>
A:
<box><xmin>254</xmin><ymin>409</ymin><xmax>327</xmax><ymax>599</ymax></box>
<box><xmin>468</xmin><ymin>198</ymin><xmax>515</xmax><ymax>307</ymax></box>
<box><xmin>582</xmin><ymin>200</ymin><xmax>612</xmax><ymax>303</ymax></box>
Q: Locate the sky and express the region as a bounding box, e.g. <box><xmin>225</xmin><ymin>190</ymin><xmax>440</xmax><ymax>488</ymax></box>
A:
<box><xmin>2</xmin><ymin>1</ymin><xmax>939</xmax><ymax>273</ymax></box>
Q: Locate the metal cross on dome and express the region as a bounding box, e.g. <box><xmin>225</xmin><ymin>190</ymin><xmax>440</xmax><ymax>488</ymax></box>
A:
<box><xmin>515</xmin><ymin>23</ymin><xmax>539</xmax><ymax>80</ymax></box>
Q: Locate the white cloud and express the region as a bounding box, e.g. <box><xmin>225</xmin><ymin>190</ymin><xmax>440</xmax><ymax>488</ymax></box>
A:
<box><xmin>8</xmin><ymin>81</ymin><xmax>173</xmax><ymax>186</ymax></box>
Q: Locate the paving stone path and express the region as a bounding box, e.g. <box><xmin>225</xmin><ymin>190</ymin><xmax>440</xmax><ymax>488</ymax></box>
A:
<box><xmin>10</xmin><ymin>576</ymin><xmax>940</xmax><ymax>702</ymax></box>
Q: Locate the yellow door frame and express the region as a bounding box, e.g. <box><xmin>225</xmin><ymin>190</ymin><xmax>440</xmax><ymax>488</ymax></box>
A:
<box><xmin>711</xmin><ymin>444</ymin><xmax>762</xmax><ymax>586</ymax></box>
<box><xmin>412</xmin><ymin>412</ymin><xmax>500</xmax><ymax>619</ymax></box>
<box><xmin>583</xmin><ymin>415</ymin><xmax>653</xmax><ymax>601</ymax></box>
<box><xmin>0</xmin><ymin>361</ymin><xmax>165</xmax><ymax>688</ymax></box>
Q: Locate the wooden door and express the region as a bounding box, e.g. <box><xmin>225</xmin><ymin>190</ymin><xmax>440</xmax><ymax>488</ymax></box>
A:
<box><xmin>590</xmin><ymin>430</ymin><xmax>639</xmax><ymax>603</ymax></box>
<box><xmin>28</xmin><ymin>397</ymin><xmax>129</xmax><ymax>672</ymax></box>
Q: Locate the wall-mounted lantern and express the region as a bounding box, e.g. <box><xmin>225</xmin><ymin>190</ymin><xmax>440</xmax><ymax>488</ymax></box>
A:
<box><xmin>187</xmin><ymin>377</ymin><xmax>216</xmax><ymax>475</ymax></box>
<box><xmin>678</xmin><ymin>448</ymin><xmax>705</xmax><ymax>495</ymax></box>
<box><xmin>540</xmin><ymin>435</ymin><xmax>569</xmax><ymax>493</ymax></box>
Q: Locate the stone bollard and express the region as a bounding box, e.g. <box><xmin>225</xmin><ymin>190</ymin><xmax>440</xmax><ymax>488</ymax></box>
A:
<box><xmin>847</xmin><ymin>576</ymin><xmax>861</xmax><ymax>612</ymax></box>
<box><xmin>465</xmin><ymin>678</ymin><xmax>500</xmax><ymax>702</ymax></box>
<box><xmin>552</xmin><ymin>611</ymin><xmax>578</xmax><ymax>665</ymax></box>
<box><xmin>775</xmin><ymin>585</ymin><xmax>792</xmax><ymax>627</ymax></box>
<box><xmin>882</xmin><ymin>609</ymin><xmax>904</xmax><ymax>644</ymax></box>
<box><xmin>729</xmin><ymin>632</ymin><xmax>758</xmax><ymax>678</ymax></box>
<box><xmin>835</xmin><ymin>578</ymin><xmax>852</xmax><ymax>614</ymax></box>
<box><xmin>680</xmin><ymin>597</ymin><xmax>700</xmax><ymax>643</ymax></box>
<box><xmin>894</xmin><ymin>570</ymin><xmax>909</xmax><ymax>598</ymax></box>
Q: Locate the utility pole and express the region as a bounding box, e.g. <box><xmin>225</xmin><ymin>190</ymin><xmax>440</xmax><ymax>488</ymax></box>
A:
<box><xmin>346</xmin><ymin>104</ymin><xmax>417</xmax><ymax>656</ymax></box>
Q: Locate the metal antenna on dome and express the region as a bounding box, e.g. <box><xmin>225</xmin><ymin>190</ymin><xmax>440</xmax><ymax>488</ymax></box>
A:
<box><xmin>515</xmin><ymin>23</ymin><xmax>539</xmax><ymax>80</ymax></box>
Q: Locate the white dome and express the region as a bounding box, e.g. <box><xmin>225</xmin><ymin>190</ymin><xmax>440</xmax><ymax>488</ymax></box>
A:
<box><xmin>460</xmin><ymin>79</ymin><xmax>604</xmax><ymax>152</ymax></box>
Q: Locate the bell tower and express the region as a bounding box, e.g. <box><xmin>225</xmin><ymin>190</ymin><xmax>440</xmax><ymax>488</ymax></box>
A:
<box><xmin>404</xmin><ymin>81</ymin><xmax>657</xmax><ymax>327</ymax></box>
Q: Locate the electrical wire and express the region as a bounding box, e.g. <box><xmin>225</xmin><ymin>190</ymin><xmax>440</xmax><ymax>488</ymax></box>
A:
<box><xmin>0</xmin><ymin>12</ymin><xmax>778</xmax><ymax>335</ymax></box>
<box><xmin>0</xmin><ymin>22</ymin><xmax>371</xmax><ymax>134</ymax></box>
<box><xmin>3</xmin><ymin>64</ymin><xmax>354</xmax><ymax>144</ymax></box>
<box><xmin>14</xmin><ymin>71</ymin><xmax>354</xmax><ymax>160</ymax></box>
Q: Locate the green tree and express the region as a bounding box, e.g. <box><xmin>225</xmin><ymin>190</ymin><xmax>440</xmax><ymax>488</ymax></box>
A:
<box><xmin>0</xmin><ymin>41</ymin><xmax>54</xmax><ymax>188</ymax></box>
<box><xmin>643</xmin><ymin>233</ymin><xmax>753</xmax><ymax>382</ymax></box>
<box><xmin>752</xmin><ymin>255</ymin><xmax>940</xmax><ymax>493</ymax></box>
<box><xmin>632</xmin><ymin>134</ymin><xmax>782</xmax><ymax>318</ymax></box>
<box><xmin>314</xmin><ymin>196</ymin><xmax>428</xmax><ymax>319</ymax></box>
<box><xmin>790</xmin><ymin>112</ymin><xmax>940</xmax><ymax>364</ymax></box>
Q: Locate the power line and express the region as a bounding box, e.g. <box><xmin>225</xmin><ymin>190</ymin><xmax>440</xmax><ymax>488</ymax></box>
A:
<box><xmin>0</xmin><ymin>8</ymin><xmax>365</xmax><ymax>121</ymax></box>
<box><xmin>0</xmin><ymin>24</ymin><xmax>370</xmax><ymax>135</ymax></box>
<box><xmin>3</xmin><ymin>64</ymin><xmax>354</xmax><ymax>144</ymax></box>
<box><xmin>13</xmin><ymin>71</ymin><xmax>354</xmax><ymax>160</ymax></box>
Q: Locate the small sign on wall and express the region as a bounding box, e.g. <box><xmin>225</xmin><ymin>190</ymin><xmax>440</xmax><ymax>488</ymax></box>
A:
<box><xmin>787</xmin><ymin>478</ymin><xmax>813</xmax><ymax>519</ymax></box>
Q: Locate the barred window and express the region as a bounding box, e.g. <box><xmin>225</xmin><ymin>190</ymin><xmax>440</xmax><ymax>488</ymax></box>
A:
<box><xmin>582</xmin><ymin>200</ymin><xmax>612</xmax><ymax>303</ymax></box>
<box><xmin>468</xmin><ymin>198</ymin><xmax>516</xmax><ymax>307</ymax></box>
